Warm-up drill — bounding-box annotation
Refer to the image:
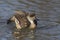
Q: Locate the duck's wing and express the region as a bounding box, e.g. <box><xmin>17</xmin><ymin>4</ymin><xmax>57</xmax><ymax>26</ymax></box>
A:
<box><xmin>14</xmin><ymin>14</ymin><xmax>30</xmax><ymax>28</ymax></box>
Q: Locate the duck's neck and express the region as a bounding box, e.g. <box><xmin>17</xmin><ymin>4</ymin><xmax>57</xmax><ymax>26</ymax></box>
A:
<box><xmin>27</xmin><ymin>16</ymin><xmax>36</xmax><ymax>29</ymax></box>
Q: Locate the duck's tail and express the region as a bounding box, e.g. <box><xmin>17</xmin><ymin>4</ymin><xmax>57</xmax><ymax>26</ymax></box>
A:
<box><xmin>7</xmin><ymin>19</ymin><xmax>12</xmax><ymax>24</ymax></box>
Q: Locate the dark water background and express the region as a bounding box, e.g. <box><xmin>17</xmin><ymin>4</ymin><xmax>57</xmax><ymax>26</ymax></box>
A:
<box><xmin>0</xmin><ymin>0</ymin><xmax>60</xmax><ymax>40</ymax></box>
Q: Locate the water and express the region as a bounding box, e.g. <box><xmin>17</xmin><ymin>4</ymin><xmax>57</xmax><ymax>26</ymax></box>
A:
<box><xmin>0</xmin><ymin>0</ymin><xmax>60</xmax><ymax>40</ymax></box>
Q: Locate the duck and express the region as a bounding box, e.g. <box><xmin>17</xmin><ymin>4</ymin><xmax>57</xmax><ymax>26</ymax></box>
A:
<box><xmin>7</xmin><ymin>11</ymin><xmax>37</xmax><ymax>30</ymax></box>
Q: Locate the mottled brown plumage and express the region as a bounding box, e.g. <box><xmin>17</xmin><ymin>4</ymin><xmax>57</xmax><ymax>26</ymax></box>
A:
<box><xmin>7</xmin><ymin>11</ymin><xmax>37</xmax><ymax>30</ymax></box>
<box><xmin>14</xmin><ymin>14</ymin><xmax>30</xmax><ymax>29</ymax></box>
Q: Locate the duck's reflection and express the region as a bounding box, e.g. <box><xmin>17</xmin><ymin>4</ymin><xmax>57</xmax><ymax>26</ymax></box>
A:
<box><xmin>13</xmin><ymin>28</ymin><xmax>36</xmax><ymax>40</ymax></box>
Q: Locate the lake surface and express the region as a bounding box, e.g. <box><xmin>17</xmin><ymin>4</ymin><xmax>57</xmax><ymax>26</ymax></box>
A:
<box><xmin>0</xmin><ymin>0</ymin><xmax>60</xmax><ymax>40</ymax></box>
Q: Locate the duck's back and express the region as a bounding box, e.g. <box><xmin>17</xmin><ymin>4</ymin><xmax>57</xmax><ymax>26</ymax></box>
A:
<box><xmin>14</xmin><ymin>14</ymin><xmax>30</xmax><ymax>28</ymax></box>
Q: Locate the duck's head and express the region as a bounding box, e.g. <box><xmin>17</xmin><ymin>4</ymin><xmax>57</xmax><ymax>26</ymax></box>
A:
<box><xmin>27</xmin><ymin>13</ymin><xmax>37</xmax><ymax>25</ymax></box>
<box><xmin>27</xmin><ymin>13</ymin><xmax>37</xmax><ymax>29</ymax></box>
<box><xmin>27</xmin><ymin>13</ymin><xmax>36</xmax><ymax>20</ymax></box>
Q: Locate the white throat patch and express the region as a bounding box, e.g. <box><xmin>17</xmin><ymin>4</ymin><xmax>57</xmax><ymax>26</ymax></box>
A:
<box><xmin>27</xmin><ymin>16</ymin><xmax>33</xmax><ymax>24</ymax></box>
<box><xmin>27</xmin><ymin>16</ymin><xmax>36</xmax><ymax>29</ymax></box>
